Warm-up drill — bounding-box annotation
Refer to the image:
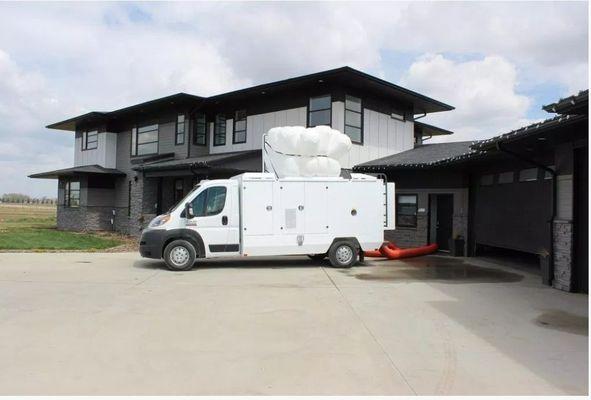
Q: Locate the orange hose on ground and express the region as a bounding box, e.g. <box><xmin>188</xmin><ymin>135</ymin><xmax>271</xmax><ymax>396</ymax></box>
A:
<box><xmin>364</xmin><ymin>241</ymin><xmax>438</xmax><ymax>259</ymax></box>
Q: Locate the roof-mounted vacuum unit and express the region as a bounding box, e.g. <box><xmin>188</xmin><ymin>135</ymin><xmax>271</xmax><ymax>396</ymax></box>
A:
<box><xmin>262</xmin><ymin>125</ymin><xmax>352</xmax><ymax>178</ymax></box>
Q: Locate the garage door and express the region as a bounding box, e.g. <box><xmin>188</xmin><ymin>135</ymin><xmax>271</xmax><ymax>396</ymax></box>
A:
<box><xmin>473</xmin><ymin>169</ymin><xmax>552</xmax><ymax>254</ymax></box>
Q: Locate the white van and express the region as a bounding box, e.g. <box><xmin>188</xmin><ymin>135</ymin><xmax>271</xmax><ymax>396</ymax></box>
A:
<box><xmin>139</xmin><ymin>172</ymin><xmax>395</xmax><ymax>270</ymax></box>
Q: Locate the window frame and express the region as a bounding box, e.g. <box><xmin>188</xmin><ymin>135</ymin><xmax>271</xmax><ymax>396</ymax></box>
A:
<box><xmin>307</xmin><ymin>94</ymin><xmax>332</xmax><ymax>128</ymax></box>
<box><xmin>175</xmin><ymin>114</ymin><xmax>185</xmax><ymax>145</ymax></box>
<box><xmin>233</xmin><ymin>110</ymin><xmax>247</xmax><ymax>144</ymax></box>
<box><xmin>213</xmin><ymin>114</ymin><xmax>226</xmax><ymax>146</ymax></box>
<box><xmin>188</xmin><ymin>186</ymin><xmax>227</xmax><ymax>218</ymax></box>
<box><xmin>81</xmin><ymin>130</ymin><xmax>98</xmax><ymax>151</ymax></box>
<box><xmin>131</xmin><ymin>123</ymin><xmax>159</xmax><ymax>157</ymax></box>
<box><xmin>193</xmin><ymin>113</ymin><xmax>207</xmax><ymax>146</ymax></box>
<box><xmin>64</xmin><ymin>180</ymin><xmax>80</xmax><ymax>208</ymax></box>
<box><xmin>396</xmin><ymin>193</ymin><xmax>418</xmax><ymax>228</ymax></box>
<box><xmin>344</xmin><ymin>94</ymin><xmax>363</xmax><ymax>144</ymax></box>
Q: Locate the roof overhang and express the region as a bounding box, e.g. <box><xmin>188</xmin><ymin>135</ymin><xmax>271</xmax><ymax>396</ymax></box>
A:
<box><xmin>28</xmin><ymin>165</ymin><xmax>126</xmax><ymax>179</ymax></box>
<box><xmin>47</xmin><ymin>93</ymin><xmax>205</xmax><ymax>132</ymax></box>
<box><xmin>542</xmin><ymin>90</ymin><xmax>588</xmax><ymax>115</ymax></box>
<box><xmin>414</xmin><ymin>121</ymin><xmax>453</xmax><ymax>137</ymax></box>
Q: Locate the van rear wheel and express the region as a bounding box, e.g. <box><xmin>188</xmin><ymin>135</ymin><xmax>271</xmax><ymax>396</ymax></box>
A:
<box><xmin>328</xmin><ymin>241</ymin><xmax>358</xmax><ymax>268</ymax></box>
<box><xmin>163</xmin><ymin>239</ymin><xmax>196</xmax><ymax>271</ymax></box>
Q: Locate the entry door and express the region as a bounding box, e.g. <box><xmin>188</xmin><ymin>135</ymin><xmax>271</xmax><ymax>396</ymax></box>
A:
<box><xmin>186</xmin><ymin>185</ymin><xmax>236</xmax><ymax>256</ymax></box>
<box><xmin>435</xmin><ymin>194</ymin><xmax>454</xmax><ymax>251</ymax></box>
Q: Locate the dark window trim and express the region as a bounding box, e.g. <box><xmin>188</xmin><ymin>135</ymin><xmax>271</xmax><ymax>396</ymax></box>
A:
<box><xmin>64</xmin><ymin>179</ymin><xmax>80</xmax><ymax>208</ymax></box>
<box><xmin>175</xmin><ymin>114</ymin><xmax>185</xmax><ymax>146</ymax></box>
<box><xmin>213</xmin><ymin>114</ymin><xmax>226</xmax><ymax>147</ymax></box>
<box><xmin>396</xmin><ymin>193</ymin><xmax>418</xmax><ymax>228</ymax></box>
<box><xmin>192</xmin><ymin>114</ymin><xmax>207</xmax><ymax>146</ymax></box>
<box><xmin>81</xmin><ymin>130</ymin><xmax>98</xmax><ymax>151</ymax></box>
<box><xmin>232</xmin><ymin>110</ymin><xmax>247</xmax><ymax>144</ymax></box>
<box><xmin>130</xmin><ymin>123</ymin><xmax>159</xmax><ymax>157</ymax></box>
<box><xmin>307</xmin><ymin>94</ymin><xmax>332</xmax><ymax>128</ymax></box>
<box><xmin>344</xmin><ymin>94</ymin><xmax>363</xmax><ymax>144</ymax></box>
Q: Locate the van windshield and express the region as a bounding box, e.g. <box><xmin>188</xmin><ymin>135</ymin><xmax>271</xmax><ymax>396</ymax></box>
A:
<box><xmin>167</xmin><ymin>185</ymin><xmax>200</xmax><ymax>213</ymax></box>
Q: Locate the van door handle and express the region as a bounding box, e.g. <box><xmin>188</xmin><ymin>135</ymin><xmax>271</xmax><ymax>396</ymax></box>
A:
<box><xmin>222</xmin><ymin>216</ymin><xmax>228</xmax><ymax>225</ymax></box>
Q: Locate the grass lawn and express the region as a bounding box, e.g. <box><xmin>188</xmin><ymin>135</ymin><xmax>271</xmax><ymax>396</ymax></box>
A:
<box><xmin>0</xmin><ymin>204</ymin><xmax>123</xmax><ymax>251</ymax></box>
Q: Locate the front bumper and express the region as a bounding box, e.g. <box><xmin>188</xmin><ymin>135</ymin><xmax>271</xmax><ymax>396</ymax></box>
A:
<box><xmin>139</xmin><ymin>229</ymin><xmax>166</xmax><ymax>259</ymax></box>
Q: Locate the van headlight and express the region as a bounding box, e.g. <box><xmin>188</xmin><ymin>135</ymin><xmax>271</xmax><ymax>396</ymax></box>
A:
<box><xmin>149</xmin><ymin>214</ymin><xmax>171</xmax><ymax>228</ymax></box>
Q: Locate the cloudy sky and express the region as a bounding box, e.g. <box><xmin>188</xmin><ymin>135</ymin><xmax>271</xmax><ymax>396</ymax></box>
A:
<box><xmin>0</xmin><ymin>1</ymin><xmax>587</xmax><ymax>197</ymax></box>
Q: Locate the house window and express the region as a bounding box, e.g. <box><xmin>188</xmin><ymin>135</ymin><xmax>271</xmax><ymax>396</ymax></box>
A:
<box><xmin>193</xmin><ymin>114</ymin><xmax>207</xmax><ymax>146</ymax></box>
<box><xmin>131</xmin><ymin>124</ymin><xmax>158</xmax><ymax>156</ymax></box>
<box><xmin>214</xmin><ymin>114</ymin><xmax>226</xmax><ymax>146</ymax></box>
<box><xmin>64</xmin><ymin>180</ymin><xmax>80</xmax><ymax>208</ymax></box>
<box><xmin>480</xmin><ymin>174</ymin><xmax>494</xmax><ymax>186</ymax></box>
<box><xmin>82</xmin><ymin>130</ymin><xmax>98</xmax><ymax>151</ymax></box>
<box><xmin>233</xmin><ymin>110</ymin><xmax>247</xmax><ymax>144</ymax></box>
<box><xmin>174</xmin><ymin>179</ymin><xmax>184</xmax><ymax>203</ymax></box>
<box><xmin>308</xmin><ymin>94</ymin><xmax>331</xmax><ymax>127</ymax></box>
<box><xmin>189</xmin><ymin>186</ymin><xmax>227</xmax><ymax>217</ymax></box>
<box><xmin>519</xmin><ymin>168</ymin><xmax>538</xmax><ymax>182</ymax></box>
<box><xmin>175</xmin><ymin>114</ymin><xmax>185</xmax><ymax>145</ymax></box>
<box><xmin>396</xmin><ymin>194</ymin><xmax>418</xmax><ymax>228</ymax></box>
<box><xmin>344</xmin><ymin>95</ymin><xmax>363</xmax><ymax>143</ymax></box>
<box><xmin>498</xmin><ymin>171</ymin><xmax>514</xmax><ymax>184</ymax></box>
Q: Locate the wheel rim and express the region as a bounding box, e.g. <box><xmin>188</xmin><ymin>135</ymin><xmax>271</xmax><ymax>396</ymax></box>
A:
<box><xmin>335</xmin><ymin>245</ymin><xmax>353</xmax><ymax>265</ymax></box>
<box><xmin>170</xmin><ymin>246</ymin><xmax>190</xmax><ymax>266</ymax></box>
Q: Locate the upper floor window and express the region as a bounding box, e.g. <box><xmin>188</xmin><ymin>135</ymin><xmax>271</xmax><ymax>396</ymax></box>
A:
<box><xmin>193</xmin><ymin>114</ymin><xmax>207</xmax><ymax>146</ymax></box>
<box><xmin>64</xmin><ymin>180</ymin><xmax>80</xmax><ymax>208</ymax></box>
<box><xmin>308</xmin><ymin>94</ymin><xmax>331</xmax><ymax>127</ymax></box>
<box><xmin>344</xmin><ymin>95</ymin><xmax>363</xmax><ymax>143</ymax></box>
<box><xmin>396</xmin><ymin>194</ymin><xmax>418</xmax><ymax>228</ymax></box>
<box><xmin>131</xmin><ymin>123</ymin><xmax>158</xmax><ymax>156</ymax></box>
<box><xmin>82</xmin><ymin>130</ymin><xmax>98</xmax><ymax>151</ymax></box>
<box><xmin>214</xmin><ymin>114</ymin><xmax>226</xmax><ymax>146</ymax></box>
<box><xmin>233</xmin><ymin>110</ymin><xmax>247</xmax><ymax>144</ymax></box>
<box><xmin>175</xmin><ymin>114</ymin><xmax>185</xmax><ymax>145</ymax></box>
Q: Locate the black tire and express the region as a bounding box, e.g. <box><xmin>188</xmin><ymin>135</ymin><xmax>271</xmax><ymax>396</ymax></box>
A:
<box><xmin>328</xmin><ymin>241</ymin><xmax>358</xmax><ymax>268</ymax></box>
<box><xmin>163</xmin><ymin>239</ymin><xmax>196</xmax><ymax>271</ymax></box>
<box><xmin>307</xmin><ymin>253</ymin><xmax>327</xmax><ymax>261</ymax></box>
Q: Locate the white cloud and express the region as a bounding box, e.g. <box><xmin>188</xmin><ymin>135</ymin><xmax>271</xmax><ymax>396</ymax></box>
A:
<box><xmin>0</xmin><ymin>2</ymin><xmax>586</xmax><ymax>196</ymax></box>
<box><xmin>400</xmin><ymin>54</ymin><xmax>536</xmax><ymax>142</ymax></box>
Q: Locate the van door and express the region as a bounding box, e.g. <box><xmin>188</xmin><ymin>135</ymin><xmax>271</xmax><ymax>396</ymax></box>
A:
<box><xmin>186</xmin><ymin>184</ymin><xmax>239</xmax><ymax>257</ymax></box>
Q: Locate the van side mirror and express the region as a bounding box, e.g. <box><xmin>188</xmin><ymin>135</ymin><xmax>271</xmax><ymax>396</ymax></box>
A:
<box><xmin>184</xmin><ymin>202</ymin><xmax>194</xmax><ymax>219</ymax></box>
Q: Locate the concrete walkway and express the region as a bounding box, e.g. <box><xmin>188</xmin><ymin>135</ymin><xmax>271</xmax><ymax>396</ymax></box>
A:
<box><xmin>0</xmin><ymin>252</ymin><xmax>587</xmax><ymax>395</ymax></box>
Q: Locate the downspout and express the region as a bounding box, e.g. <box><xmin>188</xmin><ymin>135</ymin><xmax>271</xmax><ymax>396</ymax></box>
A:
<box><xmin>496</xmin><ymin>141</ymin><xmax>556</xmax><ymax>286</ymax></box>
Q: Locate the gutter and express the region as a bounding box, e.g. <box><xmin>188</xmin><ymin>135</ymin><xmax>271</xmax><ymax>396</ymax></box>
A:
<box><xmin>496</xmin><ymin>142</ymin><xmax>556</xmax><ymax>286</ymax></box>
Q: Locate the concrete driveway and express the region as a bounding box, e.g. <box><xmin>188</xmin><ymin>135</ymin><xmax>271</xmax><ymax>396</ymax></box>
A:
<box><xmin>0</xmin><ymin>252</ymin><xmax>587</xmax><ymax>395</ymax></box>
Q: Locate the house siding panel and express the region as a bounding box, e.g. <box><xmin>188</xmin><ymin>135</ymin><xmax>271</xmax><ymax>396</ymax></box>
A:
<box><xmin>74</xmin><ymin>131</ymin><xmax>117</xmax><ymax>168</ymax></box>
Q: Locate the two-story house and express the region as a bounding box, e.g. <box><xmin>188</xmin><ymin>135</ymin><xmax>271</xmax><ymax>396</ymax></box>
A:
<box><xmin>29</xmin><ymin>67</ymin><xmax>453</xmax><ymax>235</ymax></box>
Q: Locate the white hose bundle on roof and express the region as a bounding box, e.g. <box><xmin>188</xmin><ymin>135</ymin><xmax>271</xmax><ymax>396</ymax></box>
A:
<box><xmin>264</xmin><ymin>125</ymin><xmax>352</xmax><ymax>178</ymax></box>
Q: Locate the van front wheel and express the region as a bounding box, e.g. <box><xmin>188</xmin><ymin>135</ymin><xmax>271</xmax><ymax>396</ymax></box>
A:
<box><xmin>328</xmin><ymin>241</ymin><xmax>358</xmax><ymax>268</ymax></box>
<box><xmin>163</xmin><ymin>239</ymin><xmax>196</xmax><ymax>271</ymax></box>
